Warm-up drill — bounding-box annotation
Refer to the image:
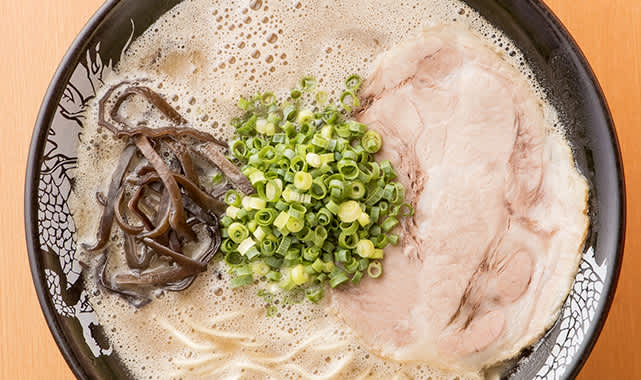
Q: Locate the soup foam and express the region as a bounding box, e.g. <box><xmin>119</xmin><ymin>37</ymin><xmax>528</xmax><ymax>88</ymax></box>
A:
<box><xmin>72</xmin><ymin>0</ymin><xmax>573</xmax><ymax>378</ymax></box>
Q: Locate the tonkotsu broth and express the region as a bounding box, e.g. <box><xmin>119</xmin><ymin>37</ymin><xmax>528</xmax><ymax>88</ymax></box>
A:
<box><xmin>71</xmin><ymin>0</ymin><xmax>576</xmax><ymax>379</ymax></box>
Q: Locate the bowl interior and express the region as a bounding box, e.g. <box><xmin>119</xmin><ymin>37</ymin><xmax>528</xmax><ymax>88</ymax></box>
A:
<box><xmin>26</xmin><ymin>0</ymin><xmax>624</xmax><ymax>379</ymax></box>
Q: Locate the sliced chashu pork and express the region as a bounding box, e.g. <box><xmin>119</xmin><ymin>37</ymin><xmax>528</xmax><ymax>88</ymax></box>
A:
<box><xmin>329</xmin><ymin>26</ymin><xmax>589</xmax><ymax>373</ymax></box>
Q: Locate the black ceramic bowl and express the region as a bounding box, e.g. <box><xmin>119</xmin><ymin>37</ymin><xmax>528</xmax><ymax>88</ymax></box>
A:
<box><xmin>25</xmin><ymin>0</ymin><xmax>625</xmax><ymax>379</ymax></box>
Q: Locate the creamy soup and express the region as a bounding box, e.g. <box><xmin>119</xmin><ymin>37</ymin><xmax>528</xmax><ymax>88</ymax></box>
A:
<box><xmin>71</xmin><ymin>0</ymin><xmax>588</xmax><ymax>379</ymax></box>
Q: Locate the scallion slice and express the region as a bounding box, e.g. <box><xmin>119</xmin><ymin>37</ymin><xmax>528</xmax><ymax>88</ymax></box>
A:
<box><xmin>220</xmin><ymin>74</ymin><xmax>413</xmax><ymax>303</ymax></box>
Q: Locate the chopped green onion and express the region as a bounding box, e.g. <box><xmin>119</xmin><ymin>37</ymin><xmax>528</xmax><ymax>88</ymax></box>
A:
<box><xmin>356</xmin><ymin>239</ymin><xmax>375</xmax><ymax>258</ymax></box>
<box><xmin>264</xmin><ymin>256</ymin><xmax>283</xmax><ymax>269</ymax></box>
<box><xmin>265</xmin><ymin>180</ymin><xmax>282</xmax><ymax>202</ymax></box>
<box><xmin>276</xmin><ymin>236</ymin><xmax>292</xmax><ymax>256</ymax></box>
<box><xmin>255</xmin><ymin>208</ymin><xmax>277</xmax><ymax>226</ymax></box>
<box><xmin>221</xmin><ymin>238</ymin><xmax>237</xmax><ymax>254</ymax></box>
<box><xmin>303</xmin><ymin>247</ymin><xmax>321</xmax><ymax>261</ymax></box>
<box><xmin>365</xmin><ymin>187</ymin><xmax>384</xmax><ymax>206</ymax></box>
<box><xmin>315</xmin><ymin>90</ymin><xmax>329</xmax><ymax>104</ymax></box>
<box><xmin>261</xmin><ymin>92</ymin><xmax>276</xmax><ymax>105</ymax></box>
<box><xmin>256</xmin><ymin>119</ymin><xmax>276</xmax><ymax>135</ymax></box>
<box><xmin>329</xmin><ymin>268</ymin><xmax>349</xmax><ymax>288</ymax></box>
<box><xmin>371</xmin><ymin>248</ymin><xmax>384</xmax><ymax>259</ymax></box>
<box><xmin>357</xmin><ymin>212</ymin><xmax>370</xmax><ymax>227</ymax></box>
<box><xmin>237</xmin><ymin>97</ymin><xmax>251</xmax><ymax>110</ymax></box>
<box><xmin>226</xmin><ymin>205</ymin><xmax>241</xmax><ymax>219</ymax></box>
<box><xmin>348</xmin><ymin>181</ymin><xmax>366</xmax><ymax>199</ymax></box>
<box><xmin>247</xmin><ymin>220</ymin><xmax>258</xmax><ymax>233</ymax></box>
<box><xmin>338</xmin><ymin>231</ymin><xmax>359</xmax><ymax>249</ymax></box>
<box><xmin>340</xmin><ymin>221</ymin><xmax>359</xmax><ymax>234</ymax></box>
<box><xmin>225</xmin><ymin>190</ymin><xmax>242</xmax><ymax>207</ymax></box>
<box><xmin>225</xmin><ymin>251</ymin><xmax>244</xmax><ymax>266</ymax></box>
<box><xmin>317</xmin><ymin>208</ymin><xmax>333</xmax><ymax>226</ymax></box>
<box><xmin>274</xmin><ymin>211</ymin><xmax>289</xmax><ymax>231</ymax></box>
<box><xmin>322</xmin><ymin>106</ymin><xmax>340</xmax><ymax>124</ymax></box>
<box><xmin>290</xmin><ymin>89</ymin><xmax>302</xmax><ymax>100</ymax></box>
<box><xmin>300</xmin><ymin>76</ymin><xmax>317</xmax><ymax>91</ymax></box>
<box><xmin>313</xmin><ymin>226</ymin><xmax>328</xmax><ymax>247</ymax></box>
<box><xmin>286</xmin><ymin>217</ymin><xmax>304</xmax><ymax>233</ymax></box>
<box><xmin>367</xmin><ymin>261</ymin><xmax>383</xmax><ymax>278</ymax></box>
<box><xmin>361</xmin><ymin>130</ymin><xmax>382</xmax><ymax>153</ymax></box>
<box><xmin>342</xmin><ymin>150</ymin><xmax>358</xmax><ymax>161</ymax></box>
<box><xmin>253</xmin><ymin>226</ymin><xmax>267</xmax><ymax>242</ymax></box>
<box><xmin>326</xmin><ymin>200</ymin><xmax>340</xmax><ymax>215</ymax></box>
<box><xmin>237</xmin><ymin>237</ymin><xmax>257</xmax><ymax>256</ymax></box>
<box><xmin>337</xmin><ymin>159</ymin><xmax>359</xmax><ymax>179</ymax></box>
<box><xmin>251</xmin><ymin>261</ymin><xmax>270</xmax><ymax>276</ymax></box>
<box><xmin>338</xmin><ymin>200</ymin><xmax>362</xmax><ymax>223</ymax></box>
<box><xmin>347</xmin><ymin>121</ymin><xmax>367</xmax><ymax>136</ymax></box>
<box><xmin>305</xmin><ymin>287</ymin><xmax>323</xmax><ymax>303</ymax></box>
<box><xmin>340</xmin><ymin>90</ymin><xmax>360</xmax><ymax>112</ymax></box>
<box><xmin>351</xmin><ymin>271</ymin><xmax>364</xmax><ymax>284</ymax></box>
<box><xmin>283</xmin><ymin>104</ymin><xmax>298</xmax><ymax>121</ymax></box>
<box><xmin>304</xmin><ymin>214</ymin><xmax>317</xmax><ymax>228</ymax></box>
<box><xmin>221</xmin><ymin>74</ymin><xmax>413</xmax><ymax>304</ymax></box>
<box><xmin>260</xmin><ymin>238</ymin><xmax>277</xmax><ymax>255</ymax></box>
<box><xmin>294</xmin><ymin>171</ymin><xmax>313</xmax><ymax>190</ymax></box>
<box><xmin>242</xmin><ymin>196</ymin><xmax>266</xmax><ymax>210</ymax></box>
<box><xmin>335</xmin><ymin>249</ymin><xmax>350</xmax><ymax>263</ymax></box>
<box><xmin>291</xmin><ymin>264</ymin><xmax>310</xmax><ymax>285</ymax></box>
<box><xmin>345</xmin><ymin>74</ymin><xmax>362</xmax><ymax>91</ymax></box>
<box><xmin>297</xmin><ymin>109</ymin><xmax>314</xmax><ymax>124</ymax></box>
<box><xmin>381</xmin><ymin>216</ymin><xmax>399</xmax><ymax>232</ymax></box>
<box><xmin>345</xmin><ymin>256</ymin><xmax>360</xmax><ymax>273</ymax></box>
<box><xmin>287</xmin><ymin>203</ymin><xmax>307</xmax><ymax>220</ymax></box>
<box><xmin>379</xmin><ymin>201</ymin><xmax>390</xmax><ymax>216</ymax></box>
<box><xmin>310</xmin><ymin>179</ymin><xmax>327</xmax><ymax>200</ymax></box>
<box><xmin>306</xmin><ymin>152</ymin><xmax>322</xmax><ymax>168</ymax></box>
<box><xmin>266</xmin><ymin>305</ymin><xmax>278</xmax><ymax>317</ymax></box>
<box><xmin>290</xmin><ymin>156</ymin><xmax>308</xmax><ymax>172</ymax></box>
<box><xmin>211</xmin><ymin>173</ymin><xmax>224</xmax><ymax>184</ymax></box>
<box><xmin>374</xmin><ymin>234</ymin><xmax>389</xmax><ymax>249</ymax></box>
<box><xmin>381</xmin><ymin>160</ymin><xmax>396</xmax><ymax>180</ymax></box>
<box><xmin>231</xmin><ymin>274</ymin><xmax>254</xmax><ymax>288</ymax></box>
<box><xmin>266</xmin><ymin>271</ymin><xmax>281</xmax><ymax>281</ymax></box>
<box><xmin>311</xmin><ymin>258</ymin><xmax>326</xmax><ymax>273</ymax></box>
<box><xmin>229</xmin><ymin>223</ymin><xmax>249</xmax><ymax>243</ymax></box>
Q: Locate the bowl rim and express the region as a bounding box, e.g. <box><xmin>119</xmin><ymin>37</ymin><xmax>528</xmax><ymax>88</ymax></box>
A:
<box><xmin>521</xmin><ymin>4</ymin><xmax>626</xmax><ymax>379</ymax></box>
<box><xmin>25</xmin><ymin>1</ymin><xmax>121</xmax><ymax>378</ymax></box>
<box><xmin>24</xmin><ymin>0</ymin><xmax>626</xmax><ymax>379</ymax></box>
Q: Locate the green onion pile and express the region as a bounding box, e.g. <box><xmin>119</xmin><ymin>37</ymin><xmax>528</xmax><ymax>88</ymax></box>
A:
<box><xmin>220</xmin><ymin>75</ymin><xmax>413</xmax><ymax>303</ymax></box>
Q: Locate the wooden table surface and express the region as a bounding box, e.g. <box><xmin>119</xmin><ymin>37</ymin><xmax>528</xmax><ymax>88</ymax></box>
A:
<box><xmin>1</xmin><ymin>0</ymin><xmax>639</xmax><ymax>379</ymax></box>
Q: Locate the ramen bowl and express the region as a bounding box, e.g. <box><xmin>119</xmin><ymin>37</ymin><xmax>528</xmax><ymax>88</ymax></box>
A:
<box><xmin>25</xmin><ymin>0</ymin><xmax>625</xmax><ymax>378</ymax></box>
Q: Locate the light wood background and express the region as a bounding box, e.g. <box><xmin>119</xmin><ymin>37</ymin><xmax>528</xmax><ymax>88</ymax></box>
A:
<box><xmin>1</xmin><ymin>0</ymin><xmax>638</xmax><ymax>379</ymax></box>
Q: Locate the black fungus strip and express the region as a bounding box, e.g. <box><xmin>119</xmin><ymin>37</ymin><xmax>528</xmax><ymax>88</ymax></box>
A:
<box><xmin>211</xmin><ymin>183</ymin><xmax>233</xmax><ymax>199</ymax></box>
<box><xmin>193</xmin><ymin>142</ymin><xmax>255</xmax><ymax>195</ymax></box>
<box><xmin>86</xmin><ymin>83</ymin><xmax>243</xmax><ymax>306</ymax></box>
<box><xmin>109</xmin><ymin>85</ymin><xmax>225</xmax><ymax>144</ymax></box>
<box><xmin>142</xmin><ymin>238</ymin><xmax>207</xmax><ymax>271</ymax></box>
<box><xmin>138</xmin><ymin>172</ymin><xmax>227</xmax><ymax>216</ymax></box>
<box><xmin>135</xmin><ymin>135</ymin><xmax>196</xmax><ymax>242</ymax></box>
<box><xmin>95</xmin><ymin>192</ymin><xmax>106</xmax><ymax>206</ymax></box>
<box><xmin>127</xmin><ymin>185</ymin><xmax>155</xmax><ymax>231</ymax></box>
<box><xmin>96</xmin><ymin>253</ymin><xmax>151</xmax><ymax>308</ymax></box>
<box><xmin>114</xmin><ymin>265</ymin><xmax>196</xmax><ymax>287</ymax></box>
<box><xmin>113</xmin><ymin>187</ymin><xmax>145</xmax><ymax>235</ymax></box>
<box><xmin>167</xmin><ymin>139</ymin><xmax>199</xmax><ymax>183</ymax></box>
<box><xmin>97</xmin><ymin>81</ymin><xmax>132</xmax><ymax>135</ymax></box>
<box><xmin>83</xmin><ymin>144</ymin><xmax>137</xmax><ymax>251</ymax></box>
<box><xmin>123</xmin><ymin>233</ymin><xmax>151</xmax><ymax>270</ymax></box>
